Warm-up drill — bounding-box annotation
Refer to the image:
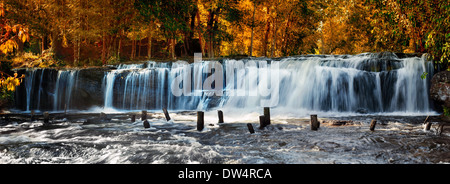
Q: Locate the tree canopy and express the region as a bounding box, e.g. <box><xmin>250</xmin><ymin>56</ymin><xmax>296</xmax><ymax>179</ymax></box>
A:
<box><xmin>0</xmin><ymin>0</ymin><xmax>449</xmax><ymax>69</ymax></box>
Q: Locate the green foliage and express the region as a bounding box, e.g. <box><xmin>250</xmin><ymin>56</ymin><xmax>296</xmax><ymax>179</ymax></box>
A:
<box><xmin>0</xmin><ymin>85</ymin><xmax>14</xmax><ymax>101</ymax></box>
<box><xmin>421</xmin><ymin>72</ymin><xmax>428</xmax><ymax>80</ymax></box>
<box><xmin>443</xmin><ymin>106</ymin><xmax>450</xmax><ymax>117</ymax></box>
<box><xmin>136</xmin><ymin>0</ymin><xmax>195</xmax><ymax>38</ymax></box>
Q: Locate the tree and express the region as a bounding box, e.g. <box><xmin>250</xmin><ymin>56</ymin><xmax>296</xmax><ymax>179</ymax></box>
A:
<box><xmin>0</xmin><ymin>1</ymin><xmax>30</xmax><ymax>56</ymax></box>
<box><xmin>136</xmin><ymin>0</ymin><xmax>196</xmax><ymax>59</ymax></box>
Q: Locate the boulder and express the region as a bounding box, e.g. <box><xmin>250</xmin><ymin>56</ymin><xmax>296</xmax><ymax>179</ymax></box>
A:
<box><xmin>430</xmin><ymin>70</ymin><xmax>450</xmax><ymax>108</ymax></box>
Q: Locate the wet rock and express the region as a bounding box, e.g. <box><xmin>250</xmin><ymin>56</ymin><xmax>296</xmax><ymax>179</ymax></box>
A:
<box><xmin>278</xmin><ymin>142</ymin><xmax>287</xmax><ymax>147</ymax></box>
<box><xmin>322</xmin><ymin>120</ymin><xmax>354</xmax><ymax>126</ymax></box>
<box><xmin>430</xmin><ymin>70</ymin><xmax>450</xmax><ymax>108</ymax></box>
<box><xmin>71</xmin><ymin>68</ymin><xmax>108</xmax><ymax>109</ymax></box>
<box><xmin>356</xmin><ymin>108</ymin><xmax>368</xmax><ymax>114</ymax></box>
<box><xmin>83</xmin><ymin>113</ymin><xmax>111</xmax><ymax>125</ymax></box>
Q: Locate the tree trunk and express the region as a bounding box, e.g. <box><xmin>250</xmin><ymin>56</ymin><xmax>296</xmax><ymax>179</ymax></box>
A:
<box><xmin>188</xmin><ymin>7</ymin><xmax>197</xmax><ymax>56</ymax></box>
<box><xmin>118</xmin><ymin>36</ymin><xmax>122</xmax><ymax>59</ymax></box>
<box><xmin>13</xmin><ymin>36</ymin><xmax>24</xmax><ymax>55</ymax></box>
<box><xmin>51</xmin><ymin>29</ymin><xmax>63</xmax><ymax>60</ymax></box>
<box><xmin>197</xmin><ymin>10</ymin><xmax>204</xmax><ymax>57</ymax></box>
<box><xmin>271</xmin><ymin>17</ymin><xmax>277</xmax><ymax>58</ymax></box>
<box><xmin>250</xmin><ymin>4</ymin><xmax>256</xmax><ymax>57</ymax></box>
<box><xmin>138</xmin><ymin>39</ymin><xmax>142</xmax><ymax>58</ymax></box>
<box><xmin>101</xmin><ymin>35</ymin><xmax>106</xmax><ymax>65</ymax></box>
<box><xmin>282</xmin><ymin>15</ymin><xmax>291</xmax><ymax>55</ymax></box>
<box><xmin>73</xmin><ymin>35</ymin><xmax>79</xmax><ymax>66</ymax></box>
<box><xmin>109</xmin><ymin>35</ymin><xmax>116</xmax><ymax>59</ymax></box>
<box><xmin>131</xmin><ymin>39</ymin><xmax>135</xmax><ymax>60</ymax></box>
<box><xmin>171</xmin><ymin>37</ymin><xmax>175</xmax><ymax>59</ymax></box>
<box><xmin>209</xmin><ymin>36</ymin><xmax>214</xmax><ymax>58</ymax></box>
<box><xmin>212</xmin><ymin>10</ymin><xmax>220</xmax><ymax>58</ymax></box>
<box><xmin>207</xmin><ymin>8</ymin><xmax>218</xmax><ymax>58</ymax></box>
<box><xmin>41</xmin><ymin>35</ymin><xmax>49</xmax><ymax>54</ymax></box>
<box><xmin>77</xmin><ymin>36</ymin><xmax>81</xmax><ymax>65</ymax></box>
<box><xmin>263</xmin><ymin>8</ymin><xmax>271</xmax><ymax>57</ymax></box>
<box><xmin>51</xmin><ymin>0</ymin><xmax>64</xmax><ymax>59</ymax></box>
<box><xmin>148</xmin><ymin>33</ymin><xmax>152</xmax><ymax>59</ymax></box>
<box><xmin>183</xmin><ymin>35</ymin><xmax>188</xmax><ymax>57</ymax></box>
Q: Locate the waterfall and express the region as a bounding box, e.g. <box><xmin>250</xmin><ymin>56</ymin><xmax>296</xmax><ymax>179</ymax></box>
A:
<box><xmin>24</xmin><ymin>69</ymin><xmax>38</xmax><ymax>111</ymax></box>
<box><xmin>15</xmin><ymin>53</ymin><xmax>435</xmax><ymax>114</ymax></box>
<box><xmin>52</xmin><ymin>70</ymin><xmax>79</xmax><ymax>111</ymax></box>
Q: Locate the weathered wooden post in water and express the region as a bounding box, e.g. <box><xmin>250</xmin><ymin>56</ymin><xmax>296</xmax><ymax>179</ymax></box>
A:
<box><xmin>264</xmin><ymin>107</ymin><xmax>271</xmax><ymax>126</ymax></box>
<box><xmin>143</xmin><ymin>120</ymin><xmax>150</xmax><ymax>128</ymax></box>
<box><xmin>369</xmin><ymin>119</ymin><xmax>377</xmax><ymax>131</ymax></box>
<box><xmin>259</xmin><ymin>115</ymin><xmax>266</xmax><ymax>129</ymax></box>
<box><xmin>141</xmin><ymin>110</ymin><xmax>147</xmax><ymax>121</ymax></box>
<box><xmin>131</xmin><ymin>114</ymin><xmax>136</xmax><ymax>122</ymax></box>
<box><xmin>247</xmin><ymin>123</ymin><xmax>255</xmax><ymax>134</ymax></box>
<box><xmin>162</xmin><ymin>108</ymin><xmax>171</xmax><ymax>121</ymax></box>
<box><xmin>218</xmin><ymin>110</ymin><xmax>224</xmax><ymax>123</ymax></box>
<box><xmin>30</xmin><ymin>110</ymin><xmax>35</xmax><ymax>121</ymax></box>
<box><xmin>310</xmin><ymin>114</ymin><xmax>319</xmax><ymax>131</ymax></box>
<box><xmin>43</xmin><ymin>111</ymin><xmax>50</xmax><ymax>124</ymax></box>
<box><xmin>197</xmin><ymin>111</ymin><xmax>204</xmax><ymax>131</ymax></box>
<box><xmin>424</xmin><ymin>116</ymin><xmax>432</xmax><ymax>131</ymax></box>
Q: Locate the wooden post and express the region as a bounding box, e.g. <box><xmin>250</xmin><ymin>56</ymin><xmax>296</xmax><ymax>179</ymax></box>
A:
<box><xmin>311</xmin><ymin>114</ymin><xmax>319</xmax><ymax>131</ymax></box>
<box><xmin>264</xmin><ymin>107</ymin><xmax>271</xmax><ymax>125</ymax></box>
<box><xmin>247</xmin><ymin>123</ymin><xmax>255</xmax><ymax>134</ymax></box>
<box><xmin>43</xmin><ymin>111</ymin><xmax>50</xmax><ymax>124</ymax></box>
<box><xmin>141</xmin><ymin>110</ymin><xmax>147</xmax><ymax>121</ymax></box>
<box><xmin>370</xmin><ymin>119</ymin><xmax>377</xmax><ymax>131</ymax></box>
<box><xmin>30</xmin><ymin>110</ymin><xmax>35</xmax><ymax>121</ymax></box>
<box><xmin>218</xmin><ymin>110</ymin><xmax>224</xmax><ymax>123</ymax></box>
<box><xmin>423</xmin><ymin>115</ymin><xmax>429</xmax><ymax>123</ymax></box>
<box><xmin>424</xmin><ymin>115</ymin><xmax>431</xmax><ymax>130</ymax></box>
<box><xmin>64</xmin><ymin>104</ymin><xmax>67</xmax><ymax>114</ymax></box>
<box><xmin>162</xmin><ymin>108</ymin><xmax>171</xmax><ymax>121</ymax></box>
<box><xmin>143</xmin><ymin>120</ymin><xmax>150</xmax><ymax>128</ymax></box>
<box><xmin>197</xmin><ymin>111</ymin><xmax>204</xmax><ymax>131</ymax></box>
<box><xmin>131</xmin><ymin>114</ymin><xmax>136</xmax><ymax>122</ymax></box>
<box><xmin>425</xmin><ymin>122</ymin><xmax>432</xmax><ymax>131</ymax></box>
<box><xmin>259</xmin><ymin>115</ymin><xmax>266</xmax><ymax>129</ymax></box>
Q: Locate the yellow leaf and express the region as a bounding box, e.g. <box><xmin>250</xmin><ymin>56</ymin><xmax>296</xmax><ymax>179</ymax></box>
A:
<box><xmin>13</xmin><ymin>78</ymin><xmax>20</xmax><ymax>86</ymax></box>
<box><xmin>20</xmin><ymin>32</ymin><xmax>28</xmax><ymax>43</ymax></box>
<box><xmin>0</xmin><ymin>40</ymin><xmax>18</xmax><ymax>54</ymax></box>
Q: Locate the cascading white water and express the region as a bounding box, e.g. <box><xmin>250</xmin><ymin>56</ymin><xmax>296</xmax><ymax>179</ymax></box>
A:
<box><xmin>99</xmin><ymin>53</ymin><xmax>433</xmax><ymax>114</ymax></box>
<box><xmin>24</xmin><ymin>69</ymin><xmax>38</xmax><ymax>111</ymax></box>
<box><xmin>17</xmin><ymin>53</ymin><xmax>435</xmax><ymax>114</ymax></box>
<box><xmin>53</xmin><ymin>70</ymin><xmax>79</xmax><ymax>111</ymax></box>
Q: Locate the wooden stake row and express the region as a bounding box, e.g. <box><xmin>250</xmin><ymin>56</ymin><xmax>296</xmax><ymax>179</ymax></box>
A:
<box><xmin>33</xmin><ymin>107</ymin><xmax>390</xmax><ymax>133</ymax></box>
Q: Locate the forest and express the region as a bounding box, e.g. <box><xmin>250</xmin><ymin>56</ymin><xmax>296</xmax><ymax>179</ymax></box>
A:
<box><xmin>1</xmin><ymin>0</ymin><xmax>450</xmax><ymax>101</ymax></box>
<box><xmin>1</xmin><ymin>0</ymin><xmax>450</xmax><ymax>65</ymax></box>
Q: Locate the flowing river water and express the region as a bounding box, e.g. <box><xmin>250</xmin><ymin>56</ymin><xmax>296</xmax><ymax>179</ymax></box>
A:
<box><xmin>0</xmin><ymin>111</ymin><xmax>449</xmax><ymax>164</ymax></box>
